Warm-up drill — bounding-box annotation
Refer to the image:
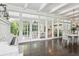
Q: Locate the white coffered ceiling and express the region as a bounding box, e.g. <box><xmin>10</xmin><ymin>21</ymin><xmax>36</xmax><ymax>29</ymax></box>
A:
<box><xmin>6</xmin><ymin>3</ymin><xmax>79</xmax><ymax>19</ymax></box>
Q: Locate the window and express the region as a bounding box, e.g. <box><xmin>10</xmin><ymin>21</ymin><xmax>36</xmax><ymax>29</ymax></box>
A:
<box><xmin>63</xmin><ymin>22</ymin><xmax>71</xmax><ymax>35</ymax></box>
<box><xmin>23</xmin><ymin>21</ymin><xmax>30</xmax><ymax>37</ymax></box>
<box><xmin>47</xmin><ymin>20</ymin><xmax>52</xmax><ymax>38</ymax></box>
<box><xmin>59</xmin><ymin>29</ymin><xmax>62</xmax><ymax>36</ymax></box>
<box><xmin>40</xmin><ymin>20</ymin><xmax>45</xmax><ymax>38</ymax></box>
<box><xmin>54</xmin><ymin>29</ymin><xmax>57</xmax><ymax>37</ymax></box>
<box><xmin>32</xmin><ymin>20</ymin><xmax>38</xmax><ymax>39</ymax></box>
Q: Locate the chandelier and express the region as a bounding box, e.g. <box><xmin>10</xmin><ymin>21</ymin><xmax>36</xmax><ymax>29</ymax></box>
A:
<box><xmin>0</xmin><ymin>3</ymin><xmax>9</xmax><ymax>20</ymax></box>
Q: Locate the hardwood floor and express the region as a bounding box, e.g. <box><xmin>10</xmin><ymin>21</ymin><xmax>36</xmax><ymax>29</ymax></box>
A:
<box><xmin>19</xmin><ymin>38</ymin><xmax>79</xmax><ymax>56</ymax></box>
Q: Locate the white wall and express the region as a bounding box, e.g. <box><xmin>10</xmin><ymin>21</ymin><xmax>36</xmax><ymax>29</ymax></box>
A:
<box><xmin>0</xmin><ymin>20</ymin><xmax>12</xmax><ymax>43</ymax></box>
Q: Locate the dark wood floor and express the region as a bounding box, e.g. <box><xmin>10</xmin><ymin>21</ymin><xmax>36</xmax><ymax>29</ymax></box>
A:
<box><xmin>19</xmin><ymin>38</ymin><xmax>79</xmax><ymax>56</ymax></box>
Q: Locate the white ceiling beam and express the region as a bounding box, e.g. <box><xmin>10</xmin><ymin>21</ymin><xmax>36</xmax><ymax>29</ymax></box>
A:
<box><xmin>74</xmin><ymin>14</ymin><xmax>79</xmax><ymax>17</ymax></box>
<box><xmin>7</xmin><ymin>4</ymin><xmax>68</xmax><ymax>19</ymax></box>
<box><xmin>67</xmin><ymin>10</ymin><xmax>79</xmax><ymax>17</ymax></box>
<box><xmin>74</xmin><ymin>18</ymin><xmax>79</xmax><ymax>20</ymax></box>
<box><xmin>24</xmin><ymin>3</ymin><xmax>28</xmax><ymax>8</ymax></box>
<box><xmin>67</xmin><ymin>13</ymin><xmax>79</xmax><ymax>17</ymax></box>
<box><xmin>65</xmin><ymin>10</ymin><xmax>79</xmax><ymax>16</ymax></box>
<box><xmin>7</xmin><ymin>4</ymin><xmax>54</xmax><ymax>17</ymax></box>
<box><xmin>69</xmin><ymin>14</ymin><xmax>79</xmax><ymax>18</ymax></box>
<box><xmin>59</xmin><ymin>5</ymin><xmax>79</xmax><ymax>14</ymax></box>
<box><xmin>49</xmin><ymin>3</ymin><xmax>68</xmax><ymax>13</ymax></box>
<box><xmin>39</xmin><ymin>3</ymin><xmax>47</xmax><ymax>11</ymax></box>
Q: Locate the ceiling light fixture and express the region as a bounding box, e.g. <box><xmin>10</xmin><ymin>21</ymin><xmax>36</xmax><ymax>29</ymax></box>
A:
<box><xmin>0</xmin><ymin>3</ymin><xmax>9</xmax><ymax>20</ymax></box>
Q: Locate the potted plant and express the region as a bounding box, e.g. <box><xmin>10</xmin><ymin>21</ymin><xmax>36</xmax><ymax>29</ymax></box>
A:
<box><xmin>10</xmin><ymin>21</ymin><xmax>19</xmax><ymax>45</ymax></box>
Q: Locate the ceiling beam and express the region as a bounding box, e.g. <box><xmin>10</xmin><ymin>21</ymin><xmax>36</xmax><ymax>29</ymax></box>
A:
<box><xmin>24</xmin><ymin>3</ymin><xmax>28</xmax><ymax>9</ymax></box>
<box><xmin>59</xmin><ymin>5</ymin><xmax>79</xmax><ymax>14</ymax></box>
<box><xmin>39</xmin><ymin>3</ymin><xmax>47</xmax><ymax>11</ymax></box>
<box><xmin>49</xmin><ymin>3</ymin><xmax>68</xmax><ymax>13</ymax></box>
<box><xmin>74</xmin><ymin>18</ymin><xmax>79</xmax><ymax>20</ymax></box>
<box><xmin>69</xmin><ymin>14</ymin><xmax>79</xmax><ymax>18</ymax></box>
<box><xmin>66</xmin><ymin>11</ymin><xmax>79</xmax><ymax>16</ymax></box>
<box><xmin>65</xmin><ymin>10</ymin><xmax>79</xmax><ymax>16</ymax></box>
<box><xmin>7</xmin><ymin>4</ymin><xmax>68</xmax><ymax>19</ymax></box>
<box><xmin>7</xmin><ymin>4</ymin><xmax>54</xmax><ymax>17</ymax></box>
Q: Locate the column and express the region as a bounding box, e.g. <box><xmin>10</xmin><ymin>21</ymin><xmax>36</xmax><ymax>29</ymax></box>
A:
<box><xmin>29</xmin><ymin>20</ymin><xmax>32</xmax><ymax>40</ymax></box>
<box><xmin>52</xmin><ymin>19</ymin><xmax>54</xmax><ymax>49</ymax></box>
<box><xmin>18</xmin><ymin>13</ymin><xmax>23</xmax><ymax>54</ymax></box>
<box><xmin>18</xmin><ymin>13</ymin><xmax>23</xmax><ymax>43</ymax></box>
<box><xmin>57</xmin><ymin>19</ymin><xmax>60</xmax><ymax>48</ymax></box>
<box><xmin>45</xmin><ymin>20</ymin><xmax>48</xmax><ymax>39</ymax></box>
<box><xmin>57</xmin><ymin>23</ymin><xmax>59</xmax><ymax>37</ymax></box>
<box><xmin>52</xmin><ymin>19</ymin><xmax>54</xmax><ymax>38</ymax></box>
<box><xmin>38</xmin><ymin>19</ymin><xmax>40</xmax><ymax>39</ymax></box>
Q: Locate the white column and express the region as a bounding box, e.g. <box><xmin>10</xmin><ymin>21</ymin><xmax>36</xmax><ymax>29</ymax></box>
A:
<box><xmin>38</xmin><ymin>19</ymin><xmax>40</xmax><ymax>39</ymax></box>
<box><xmin>27</xmin><ymin>22</ymin><xmax>28</xmax><ymax>37</ymax></box>
<box><xmin>57</xmin><ymin>19</ymin><xmax>60</xmax><ymax>48</ymax></box>
<box><xmin>45</xmin><ymin>20</ymin><xmax>48</xmax><ymax>39</ymax></box>
<box><xmin>57</xmin><ymin>23</ymin><xmax>59</xmax><ymax>37</ymax></box>
<box><xmin>52</xmin><ymin>19</ymin><xmax>54</xmax><ymax>49</ymax></box>
<box><xmin>29</xmin><ymin>20</ymin><xmax>32</xmax><ymax>40</ymax></box>
<box><xmin>18</xmin><ymin>13</ymin><xmax>23</xmax><ymax>42</ymax></box>
<box><xmin>52</xmin><ymin>19</ymin><xmax>54</xmax><ymax>38</ymax></box>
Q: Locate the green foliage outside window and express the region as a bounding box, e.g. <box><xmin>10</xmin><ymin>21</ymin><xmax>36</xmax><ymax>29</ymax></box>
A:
<box><xmin>10</xmin><ymin>21</ymin><xmax>19</xmax><ymax>36</ymax></box>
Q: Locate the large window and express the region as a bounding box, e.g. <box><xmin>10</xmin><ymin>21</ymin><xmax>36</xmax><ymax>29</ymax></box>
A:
<box><xmin>23</xmin><ymin>21</ymin><xmax>30</xmax><ymax>37</ymax></box>
<box><xmin>53</xmin><ymin>18</ymin><xmax>63</xmax><ymax>37</ymax></box>
<box><xmin>32</xmin><ymin>20</ymin><xmax>38</xmax><ymax>39</ymax></box>
<box><xmin>47</xmin><ymin>20</ymin><xmax>52</xmax><ymax>38</ymax></box>
<box><xmin>63</xmin><ymin>22</ymin><xmax>71</xmax><ymax>35</ymax></box>
<box><xmin>40</xmin><ymin>20</ymin><xmax>45</xmax><ymax>38</ymax></box>
<box><xmin>54</xmin><ymin>24</ymin><xmax>57</xmax><ymax>37</ymax></box>
<box><xmin>59</xmin><ymin>24</ymin><xmax>63</xmax><ymax>37</ymax></box>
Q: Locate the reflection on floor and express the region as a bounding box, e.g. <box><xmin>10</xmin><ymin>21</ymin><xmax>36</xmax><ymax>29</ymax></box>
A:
<box><xmin>19</xmin><ymin>38</ymin><xmax>79</xmax><ymax>56</ymax></box>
